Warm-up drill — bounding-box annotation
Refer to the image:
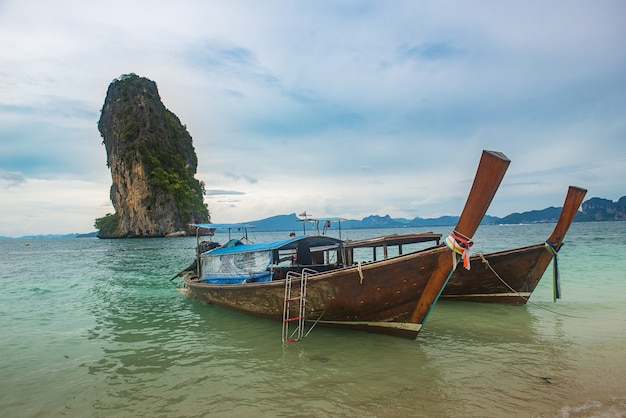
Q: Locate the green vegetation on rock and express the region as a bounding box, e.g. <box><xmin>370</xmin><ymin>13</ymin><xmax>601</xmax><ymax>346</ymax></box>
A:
<box><xmin>94</xmin><ymin>213</ymin><xmax>120</xmax><ymax>236</ymax></box>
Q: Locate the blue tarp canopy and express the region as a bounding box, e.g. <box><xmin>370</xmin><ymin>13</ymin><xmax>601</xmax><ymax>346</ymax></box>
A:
<box><xmin>205</xmin><ymin>235</ymin><xmax>342</xmax><ymax>256</ymax></box>
<box><xmin>199</xmin><ymin>235</ymin><xmax>343</xmax><ymax>284</ymax></box>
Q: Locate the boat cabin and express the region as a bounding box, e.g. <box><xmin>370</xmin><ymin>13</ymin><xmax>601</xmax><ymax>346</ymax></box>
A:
<box><xmin>344</xmin><ymin>233</ymin><xmax>442</xmax><ymax>263</ymax></box>
<box><xmin>198</xmin><ymin>235</ymin><xmax>345</xmax><ymax>284</ymax></box>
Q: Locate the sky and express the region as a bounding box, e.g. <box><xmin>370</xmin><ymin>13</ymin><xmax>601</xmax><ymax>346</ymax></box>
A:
<box><xmin>1</xmin><ymin>1</ymin><xmax>625</xmax><ymax>237</ymax></box>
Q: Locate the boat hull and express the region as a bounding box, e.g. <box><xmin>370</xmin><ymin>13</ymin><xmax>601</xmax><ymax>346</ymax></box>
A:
<box><xmin>442</xmin><ymin>186</ymin><xmax>587</xmax><ymax>305</ymax></box>
<box><xmin>183</xmin><ymin>246</ymin><xmax>452</xmax><ymax>339</ymax></box>
<box><xmin>442</xmin><ymin>243</ymin><xmax>550</xmax><ymax>305</ymax></box>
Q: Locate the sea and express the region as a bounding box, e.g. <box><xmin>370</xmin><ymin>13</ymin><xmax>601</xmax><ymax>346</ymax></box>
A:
<box><xmin>1</xmin><ymin>221</ymin><xmax>625</xmax><ymax>418</ymax></box>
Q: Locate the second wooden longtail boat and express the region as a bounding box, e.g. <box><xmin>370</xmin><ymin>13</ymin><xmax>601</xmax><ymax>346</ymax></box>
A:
<box><xmin>179</xmin><ymin>150</ymin><xmax>510</xmax><ymax>339</ymax></box>
<box><xmin>440</xmin><ymin>186</ymin><xmax>587</xmax><ymax>305</ymax></box>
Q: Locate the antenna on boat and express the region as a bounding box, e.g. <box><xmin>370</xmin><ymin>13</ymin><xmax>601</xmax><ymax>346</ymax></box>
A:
<box><xmin>298</xmin><ymin>211</ymin><xmax>310</xmax><ymax>235</ymax></box>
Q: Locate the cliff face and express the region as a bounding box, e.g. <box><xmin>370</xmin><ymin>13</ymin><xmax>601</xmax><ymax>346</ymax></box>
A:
<box><xmin>97</xmin><ymin>73</ymin><xmax>209</xmax><ymax>238</ymax></box>
<box><xmin>580</xmin><ymin>196</ymin><xmax>626</xmax><ymax>221</ymax></box>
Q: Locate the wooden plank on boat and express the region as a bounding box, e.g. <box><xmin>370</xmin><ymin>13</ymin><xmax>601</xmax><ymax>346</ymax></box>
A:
<box><xmin>345</xmin><ymin>233</ymin><xmax>442</xmax><ymax>249</ymax></box>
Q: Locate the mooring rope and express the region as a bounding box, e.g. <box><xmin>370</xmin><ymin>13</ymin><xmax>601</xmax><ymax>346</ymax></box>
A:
<box><xmin>304</xmin><ymin>310</ymin><xmax>326</xmax><ymax>338</ymax></box>
<box><xmin>476</xmin><ymin>252</ymin><xmax>583</xmax><ymax>318</ymax></box>
<box><xmin>477</xmin><ymin>252</ymin><xmax>527</xmax><ymax>299</ymax></box>
<box><xmin>356</xmin><ymin>261</ymin><xmax>364</xmax><ymax>284</ymax></box>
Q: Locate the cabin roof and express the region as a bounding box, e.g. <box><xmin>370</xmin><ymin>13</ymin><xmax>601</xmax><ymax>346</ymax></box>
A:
<box><xmin>204</xmin><ymin>235</ymin><xmax>343</xmax><ymax>256</ymax></box>
<box><xmin>344</xmin><ymin>232</ymin><xmax>442</xmax><ymax>249</ymax></box>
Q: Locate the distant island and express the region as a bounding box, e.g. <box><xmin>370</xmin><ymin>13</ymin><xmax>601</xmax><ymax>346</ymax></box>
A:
<box><xmin>0</xmin><ymin>232</ymin><xmax>99</xmax><ymax>240</ymax></box>
<box><xmin>1</xmin><ymin>195</ymin><xmax>624</xmax><ymax>240</ymax></box>
<box><xmin>241</xmin><ymin>194</ymin><xmax>626</xmax><ymax>232</ymax></box>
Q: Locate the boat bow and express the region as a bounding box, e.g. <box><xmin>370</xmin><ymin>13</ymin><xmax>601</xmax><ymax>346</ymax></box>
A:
<box><xmin>409</xmin><ymin>150</ymin><xmax>510</xmax><ymax>324</ymax></box>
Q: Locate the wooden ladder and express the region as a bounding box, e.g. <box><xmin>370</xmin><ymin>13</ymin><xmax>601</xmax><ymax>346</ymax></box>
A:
<box><xmin>282</xmin><ymin>269</ymin><xmax>314</xmax><ymax>342</ymax></box>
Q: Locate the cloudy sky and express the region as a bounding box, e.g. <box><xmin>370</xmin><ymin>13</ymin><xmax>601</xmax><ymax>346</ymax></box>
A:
<box><xmin>1</xmin><ymin>1</ymin><xmax>625</xmax><ymax>237</ymax></box>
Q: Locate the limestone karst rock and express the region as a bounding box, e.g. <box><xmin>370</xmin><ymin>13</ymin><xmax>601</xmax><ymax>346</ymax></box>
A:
<box><xmin>579</xmin><ymin>196</ymin><xmax>626</xmax><ymax>221</ymax></box>
<box><xmin>96</xmin><ymin>73</ymin><xmax>209</xmax><ymax>238</ymax></box>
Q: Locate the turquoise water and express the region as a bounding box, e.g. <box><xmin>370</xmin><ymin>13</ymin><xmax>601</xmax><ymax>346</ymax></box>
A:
<box><xmin>1</xmin><ymin>222</ymin><xmax>625</xmax><ymax>417</ymax></box>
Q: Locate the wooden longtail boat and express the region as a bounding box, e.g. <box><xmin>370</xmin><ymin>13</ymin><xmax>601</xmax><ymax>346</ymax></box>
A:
<box><xmin>342</xmin><ymin>186</ymin><xmax>587</xmax><ymax>306</ymax></box>
<box><xmin>180</xmin><ymin>150</ymin><xmax>510</xmax><ymax>339</ymax></box>
<box><xmin>440</xmin><ymin>186</ymin><xmax>587</xmax><ymax>305</ymax></box>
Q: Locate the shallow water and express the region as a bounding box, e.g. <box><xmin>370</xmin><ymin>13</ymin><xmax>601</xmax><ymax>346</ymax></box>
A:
<box><xmin>1</xmin><ymin>222</ymin><xmax>625</xmax><ymax>417</ymax></box>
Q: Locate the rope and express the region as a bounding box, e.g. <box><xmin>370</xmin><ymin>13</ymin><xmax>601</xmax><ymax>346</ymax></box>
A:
<box><xmin>445</xmin><ymin>230</ymin><xmax>474</xmax><ymax>270</ymax></box>
<box><xmin>357</xmin><ymin>262</ymin><xmax>364</xmax><ymax>284</ymax></box>
<box><xmin>477</xmin><ymin>253</ymin><xmax>528</xmax><ymax>301</ymax></box>
<box><xmin>476</xmin><ymin>252</ymin><xmax>583</xmax><ymax>318</ymax></box>
<box><xmin>544</xmin><ymin>240</ymin><xmax>561</xmax><ymax>302</ymax></box>
<box><xmin>304</xmin><ymin>310</ymin><xmax>326</xmax><ymax>338</ymax></box>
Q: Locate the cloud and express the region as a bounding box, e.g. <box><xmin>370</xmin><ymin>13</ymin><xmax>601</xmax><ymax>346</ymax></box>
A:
<box><xmin>1</xmin><ymin>0</ymin><xmax>625</xmax><ymax>235</ymax></box>
<box><xmin>222</xmin><ymin>172</ymin><xmax>258</xmax><ymax>184</ymax></box>
<box><xmin>0</xmin><ymin>169</ymin><xmax>26</xmax><ymax>187</ymax></box>
<box><xmin>0</xmin><ymin>176</ymin><xmax>112</xmax><ymax>237</ymax></box>
<box><xmin>186</xmin><ymin>40</ymin><xmax>280</xmax><ymax>88</ymax></box>
<box><xmin>400</xmin><ymin>41</ymin><xmax>465</xmax><ymax>61</ymax></box>
<box><xmin>206</xmin><ymin>189</ymin><xmax>245</xmax><ymax>196</ymax></box>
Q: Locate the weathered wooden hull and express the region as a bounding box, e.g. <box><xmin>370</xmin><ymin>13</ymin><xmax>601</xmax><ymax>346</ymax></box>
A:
<box><xmin>442</xmin><ymin>185</ymin><xmax>587</xmax><ymax>305</ymax></box>
<box><xmin>441</xmin><ymin>243</ymin><xmax>551</xmax><ymax>305</ymax></box>
<box><xmin>183</xmin><ymin>246</ymin><xmax>453</xmax><ymax>339</ymax></box>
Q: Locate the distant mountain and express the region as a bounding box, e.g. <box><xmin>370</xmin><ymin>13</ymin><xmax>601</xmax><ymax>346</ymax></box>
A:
<box><xmin>248</xmin><ymin>214</ymin><xmax>304</xmax><ymax>233</ymax></box>
<box><xmin>2</xmin><ymin>195</ymin><xmax>624</xmax><ymax>239</ymax></box>
<box><xmin>244</xmin><ymin>194</ymin><xmax>626</xmax><ymax>232</ymax></box>
<box><xmin>245</xmin><ymin>209</ymin><xmax>573</xmax><ymax>232</ymax></box>
<box><xmin>0</xmin><ymin>233</ymin><xmax>81</xmax><ymax>240</ymax></box>
<box><xmin>76</xmin><ymin>231</ymin><xmax>99</xmax><ymax>238</ymax></box>
<box><xmin>499</xmin><ymin>206</ymin><xmax>565</xmax><ymax>224</ymax></box>
<box><xmin>577</xmin><ymin>196</ymin><xmax>626</xmax><ymax>221</ymax></box>
<box><xmin>0</xmin><ymin>231</ymin><xmax>99</xmax><ymax>240</ymax></box>
<box><xmin>343</xmin><ymin>215</ymin><xmax>407</xmax><ymax>229</ymax></box>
